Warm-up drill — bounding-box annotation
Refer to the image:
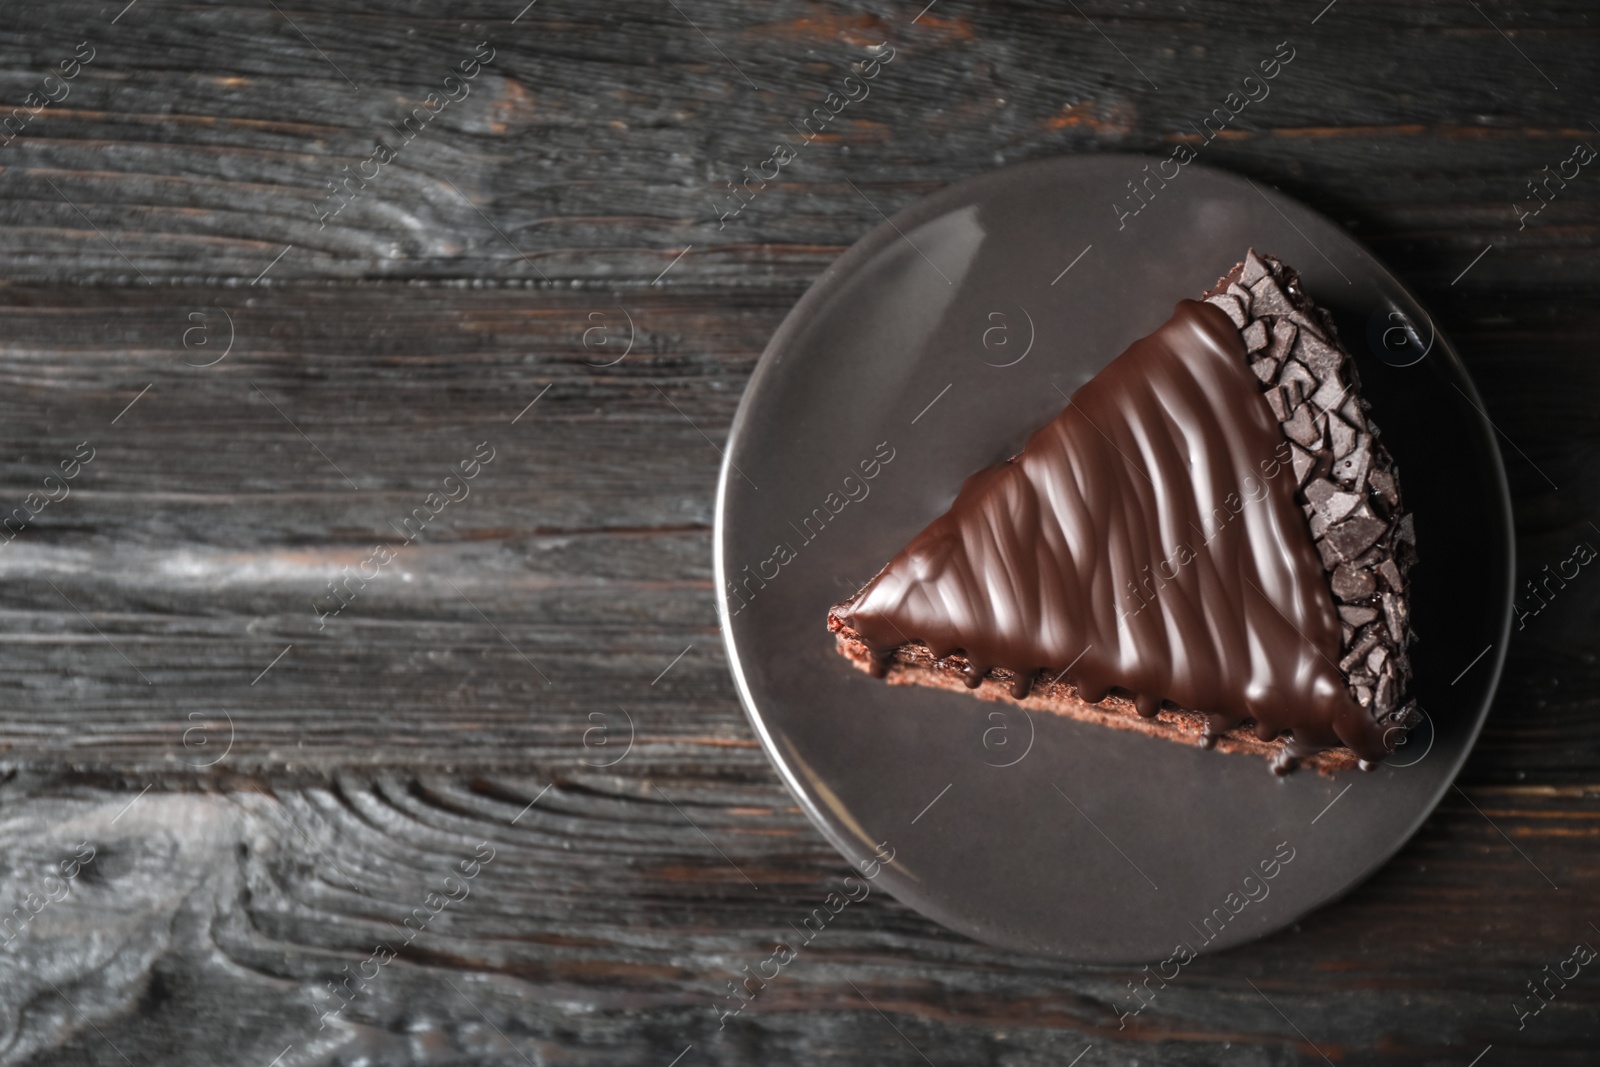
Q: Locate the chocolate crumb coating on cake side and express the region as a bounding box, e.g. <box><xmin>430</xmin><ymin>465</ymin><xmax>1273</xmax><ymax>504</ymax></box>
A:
<box><xmin>828</xmin><ymin>249</ymin><xmax>1420</xmax><ymax>775</ymax></box>
<box><xmin>1203</xmin><ymin>249</ymin><xmax>1420</xmax><ymax>755</ymax></box>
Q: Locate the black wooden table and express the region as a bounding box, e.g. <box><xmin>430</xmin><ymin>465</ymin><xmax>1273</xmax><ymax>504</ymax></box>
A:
<box><xmin>0</xmin><ymin>2</ymin><xmax>1594</xmax><ymax>1064</ymax></box>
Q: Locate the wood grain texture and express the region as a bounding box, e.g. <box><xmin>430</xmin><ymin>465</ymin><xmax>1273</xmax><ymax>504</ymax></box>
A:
<box><xmin>0</xmin><ymin>0</ymin><xmax>1592</xmax><ymax>288</ymax></box>
<box><xmin>0</xmin><ymin>0</ymin><xmax>1596</xmax><ymax>1064</ymax></box>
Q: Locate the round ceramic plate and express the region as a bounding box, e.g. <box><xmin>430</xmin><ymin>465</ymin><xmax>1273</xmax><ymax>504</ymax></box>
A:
<box><xmin>714</xmin><ymin>154</ymin><xmax>1513</xmax><ymax>964</ymax></box>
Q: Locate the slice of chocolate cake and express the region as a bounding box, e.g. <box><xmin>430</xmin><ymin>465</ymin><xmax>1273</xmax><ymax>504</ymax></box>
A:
<box><xmin>828</xmin><ymin>250</ymin><xmax>1418</xmax><ymax>774</ymax></box>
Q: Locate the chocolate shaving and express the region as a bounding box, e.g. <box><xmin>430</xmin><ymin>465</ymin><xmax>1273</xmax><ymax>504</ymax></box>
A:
<box><xmin>1208</xmin><ymin>250</ymin><xmax>1419</xmax><ymax>758</ymax></box>
<box><xmin>1282</xmin><ymin>405</ymin><xmax>1321</xmax><ymax>448</ymax></box>
<box><xmin>1325</xmin><ymin>513</ymin><xmax>1387</xmax><ymax>561</ymax></box>
<box><xmin>1248</xmin><ymin>275</ymin><xmax>1296</xmax><ymax>317</ymax></box>
<box><xmin>1295</xmin><ymin>333</ymin><xmax>1343</xmax><ymax>380</ymax></box>
<box><xmin>1240</xmin><ymin>249</ymin><xmax>1270</xmax><ymax>286</ymax></box>
<box><xmin>1305</xmin><ymin>478</ymin><xmax>1361</xmax><ymax>524</ymax></box>
<box><xmin>1289</xmin><ymin>443</ymin><xmax>1315</xmax><ymax>486</ymax></box>
<box><xmin>1267</xmin><ymin>320</ymin><xmax>1297</xmax><ymax>365</ymax></box>
<box><xmin>1369</xmin><ymin>469</ymin><xmax>1399</xmax><ymax>508</ymax></box>
<box><xmin>1327</xmin><ymin>414</ymin><xmax>1356</xmax><ymax>458</ymax></box>
<box><xmin>1288</xmin><ymin>308</ymin><xmax>1328</xmax><ymax>342</ymax></box>
<box><xmin>1332</xmin><ymin>438</ymin><xmax>1371</xmax><ymax>488</ymax></box>
<box><xmin>1339</xmin><ymin>604</ymin><xmax>1380</xmax><ymax>627</ymax></box>
<box><xmin>1204</xmin><ymin>293</ymin><xmax>1248</xmax><ymax>328</ymax></box>
<box><xmin>1330</xmin><ymin>563</ymin><xmax>1375</xmax><ymax>600</ymax></box>
<box><xmin>1340</xmin><ymin>395</ymin><xmax>1368</xmax><ymax>431</ymax></box>
<box><xmin>1339</xmin><ymin>627</ymin><xmax>1382</xmax><ymax>671</ymax></box>
<box><xmin>1278</xmin><ymin>359</ymin><xmax>1316</xmax><ymax>400</ymax></box>
<box><xmin>1309</xmin><ymin>375</ymin><xmax>1348</xmax><ymax>416</ymax></box>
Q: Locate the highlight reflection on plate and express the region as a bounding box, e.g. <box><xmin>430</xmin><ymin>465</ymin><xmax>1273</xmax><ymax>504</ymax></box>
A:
<box><xmin>716</xmin><ymin>156</ymin><xmax>1513</xmax><ymax>963</ymax></box>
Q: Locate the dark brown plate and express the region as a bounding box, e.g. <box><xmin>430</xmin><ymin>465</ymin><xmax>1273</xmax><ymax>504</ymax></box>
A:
<box><xmin>714</xmin><ymin>155</ymin><xmax>1513</xmax><ymax>963</ymax></box>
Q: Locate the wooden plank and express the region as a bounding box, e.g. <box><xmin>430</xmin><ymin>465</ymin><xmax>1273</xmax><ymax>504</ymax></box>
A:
<box><xmin>0</xmin><ymin>1</ymin><xmax>1589</xmax><ymax>288</ymax></box>
<box><xmin>0</xmin><ymin>779</ymin><xmax>1595</xmax><ymax>1065</ymax></box>
<box><xmin>0</xmin><ymin>285</ymin><xmax>777</xmax><ymax>773</ymax></box>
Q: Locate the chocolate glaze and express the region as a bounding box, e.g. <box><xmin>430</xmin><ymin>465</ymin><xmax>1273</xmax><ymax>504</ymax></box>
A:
<box><xmin>846</xmin><ymin>300</ymin><xmax>1392</xmax><ymax>763</ymax></box>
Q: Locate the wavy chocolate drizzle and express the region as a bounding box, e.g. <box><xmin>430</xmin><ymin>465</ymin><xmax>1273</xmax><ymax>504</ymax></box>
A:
<box><xmin>846</xmin><ymin>300</ymin><xmax>1389</xmax><ymax>762</ymax></box>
